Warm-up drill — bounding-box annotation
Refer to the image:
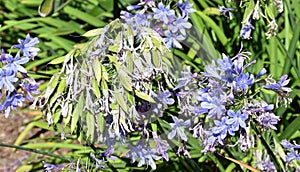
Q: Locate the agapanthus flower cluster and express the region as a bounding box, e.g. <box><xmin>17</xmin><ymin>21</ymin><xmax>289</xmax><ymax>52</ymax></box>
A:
<box><xmin>281</xmin><ymin>140</ymin><xmax>300</xmax><ymax>163</ymax></box>
<box><xmin>121</xmin><ymin>0</ymin><xmax>194</xmax><ymax>48</ymax></box>
<box><xmin>173</xmin><ymin>48</ymin><xmax>292</xmax><ymax>153</ymax></box>
<box><xmin>219</xmin><ymin>0</ymin><xmax>283</xmax><ymax>39</ymax></box>
<box><xmin>0</xmin><ymin>34</ymin><xmax>40</xmax><ymax>117</ymax></box>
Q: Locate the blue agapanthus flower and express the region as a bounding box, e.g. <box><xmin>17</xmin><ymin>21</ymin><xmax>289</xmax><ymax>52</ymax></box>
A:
<box><xmin>157</xmin><ymin>91</ymin><xmax>175</xmax><ymax>105</ymax></box>
<box><xmin>177</xmin><ymin>0</ymin><xmax>195</xmax><ymax>16</ymax></box>
<box><xmin>152</xmin><ymin>2</ymin><xmax>175</xmax><ymax>24</ymax></box>
<box><xmin>264</xmin><ymin>74</ymin><xmax>292</xmax><ymax>93</ymax></box>
<box><xmin>13</xmin><ymin>34</ymin><xmax>40</xmax><ymax>58</ymax></box>
<box><xmin>240</xmin><ymin>19</ymin><xmax>255</xmax><ymax>39</ymax></box>
<box><xmin>3</xmin><ymin>52</ymin><xmax>29</xmax><ymax>73</ymax></box>
<box><xmin>0</xmin><ymin>92</ymin><xmax>25</xmax><ymax>118</ymax></box>
<box><xmin>226</xmin><ymin>110</ymin><xmax>248</xmax><ymax>132</ymax></box>
<box><xmin>235</xmin><ymin>73</ymin><xmax>254</xmax><ymax>91</ymax></box>
<box><xmin>164</xmin><ymin>30</ymin><xmax>185</xmax><ymax>48</ymax></box>
<box><xmin>0</xmin><ymin>68</ymin><xmax>18</xmax><ymax>92</ymax></box>
<box><xmin>21</xmin><ymin>80</ymin><xmax>40</xmax><ymax>100</ymax></box>
<box><xmin>218</xmin><ymin>5</ymin><xmax>234</xmax><ymax>20</ymax></box>
<box><xmin>168</xmin><ymin>116</ymin><xmax>190</xmax><ymax>141</ymax></box>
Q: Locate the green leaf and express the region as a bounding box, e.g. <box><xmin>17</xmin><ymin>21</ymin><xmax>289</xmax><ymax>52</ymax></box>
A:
<box><xmin>279</xmin><ymin>115</ymin><xmax>300</xmax><ymax>140</ymax></box>
<box><xmin>82</xmin><ymin>28</ymin><xmax>103</xmax><ymax>37</ymax></box>
<box><xmin>98</xmin><ymin>113</ymin><xmax>105</xmax><ymax>134</ymax></box>
<box><xmin>71</xmin><ymin>93</ymin><xmax>85</xmax><ymax>133</ymax></box>
<box><xmin>38</xmin><ymin>0</ymin><xmax>55</xmax><ymax>17</ymax></box>
<box><xmin>86</xmin><ymin>111</ymin><xmax>95</xmax><ymax>142</ymax></box>
<box><xmin>118</xmin><ymin>68</ymin><xmax>132</xmax><ymax>91</ymax></box>
<box><xmin>64</xmin><ymin>6</ymin><xmax>106</xmax><ymax>27</ymax></box>
<box><xmin>195</xmin><ymin>11</ymin><xmax>228</xmax><ymax>45</ymax></box>
<box><xmin>48</xmin><ymin>56</ymin><xmax>65</xmax><ymax>64</ymax></box>
<box><xmin>113</xmin><ymin>91</ymin><xmax>129</xmax><ymax>114</ymax></box>
<box><xmin>92</xmin><ymin>78</ymin><xmax>101</xmax><ymax>99</ymax></box>
<box><xmin>92</xmin><ymin>57</ymin><xmax>102</xmax><ymax>83</ymax></box>
<box><xmin>43</xmin><ymin>73</ymin><xmax>60</xmax><ymax>101</ymax></box>
<box><xmin>134</xmin><ymin>90</ymin><xmax>155</xmax><ymax>103</ymax></box>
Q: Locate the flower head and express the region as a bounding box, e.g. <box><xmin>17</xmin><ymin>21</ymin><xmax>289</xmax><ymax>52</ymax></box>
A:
<box><xmin>3</xmin><ymin>52</ymin><xmax>29</xmax><ymax>73</ymax></box>
<box><xmin>264</xmin><ymin>74</ymin><xmax>292</xmax><ymax>93</ymax></box>
<box><xmin>152</xmin><ymin>2</ymin><xmax>175</xmax><ymax>24</ymax></box>
<box><xmin>0</xmin><ymin>68</ymin><xmax>18</xmax><ymax>92</ymax></box>
<box><xmin>177</xmin><ymin>0</ymin><xmax>195</xmax><ymax>16</ymax></box>
<box><xmin>226</xmin><ymin>110</ymin><xmax>248</xmax><ymax>132</ymax></box>
<box><xmin>218</xmin><ymin>5</ymin><xmax>234</xmax><ymax>20</ymax></box>
<box><xmin>168</xmin><ymin>116</ymin><xmax>190</xmax><ymax>141</ymax></box>
<box><xmin>13</xmin><ymin>34</ymin><xmax>40</xmax><ymax>58</ymax></box>
<box><xmin>0</xmin><ymin>92</ymin><xmax>25</xmax><ymax>118</ymax></box>
<box><xmin>240</xmin><ymin>20</ymin><xmax>255</xmax><ymax>39</ymax></box>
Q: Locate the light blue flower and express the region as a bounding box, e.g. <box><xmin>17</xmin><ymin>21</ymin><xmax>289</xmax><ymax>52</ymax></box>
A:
<box><xmin>218</xmin><ymin>5</ymin><xmax>234</xmax><ymax>20</ymax></box>
<box><xmin>152</xmin><ymin>2</ymin><xmax>175</xmax><ymax>24</ymax></box>
<box><xmin>200</xmin><ymin>93</ymin><xmax>226</xmax><ymax>119</ymax></box>
<box><xmin>235</xmin><ymin>73</ymin><xmax>254</xmax><ymax>91</ymax></box>
<box><xmin>0</xmin><ymin>92</ymin><xmax>25</xmax><ymax>118</ymax></box>
<box><xmin>264</xmin><ymin>74</ymin><xmax>292</xmax><ymax>93</ymax></box>
<box><xmin>168</xmin><ymin>116</ymin><xmax>190</xmax><ymax>141</ymax></box>
<box><xmin>169</xmin><ymin>17</ymin><xmax>192</xmax><ymax>36</ymax></box>
<box><xmin>4</xmin><ymin>52</ymin><xmax>29</xmax><ymax>73</ymax></box>
<box><xmin>286</xmin><ymin>150</ymin><xmax>300</xmax><ymax>162</ymax></box>
<box><xmin>13</xmin><ymin>34</ymin><xmax>40</xmax><ymax>58</ymax></box>
<box><xmin>157</xmin><ymin>91</ymin><xmax>174</xmax><ymax>105</ymax></box>
<box><xmin>0</xmin><ymin>68</ymin><xmax>18</xmax><ymax>92</ymax></box>
<box><xmin>226</xmin><ymin>110</ymin><xmax>248</xmax><ymax>132</ymax></box>
<box><xmin>177</xmin><ymin>0</ymin><xmax>195</xmax><ymax>17</ymax></box>
<box><xmin>164</xmin><ymin>30</ymin><xmax>185</xmax><ymax>48</ymax></box>
<box><xmin>240</xmin><ymin>20</ymin><xmax>255</xmax><ymax>39</ymax></box>
<box><xmin>212</xmin><ymin>117</ymin><xmax>232</xmax><ymax>144</ymax></box>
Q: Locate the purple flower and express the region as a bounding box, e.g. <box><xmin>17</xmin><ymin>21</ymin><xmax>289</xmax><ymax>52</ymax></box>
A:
<box><xmin>226</xmin><ymin>110</ymin><xmax>248</xmax><ymax>132</ymax></box>
<box><xmin>200</xmin><ymin>93</ymin><xmax>226</xmax><ymax>119</ymax></box>
<box><xmin>212</xmin><ymin>117</ymin><xmax>231</xmax><ymax>144</ymax></box>
<box><xmin>256</xmin><ymin>68</ymin><xmax>267</xmax><ymax>78</ymax></box>
<box><xmin>286</xmin><ymin>150</ymin><xmax>300</xmax><ymax>162</ymax></box>
<box><xmin>218</xmin><ymin>5</ymin><xmax>234</xmax><ymax>20</ymax></box>
<box><xmin>1</xmin><ymin>49</ymin><xmax>7</xmax><ymax>63</ymax></box>
<box><xmin>0</xmin><ymin>68</ymin><xmax>18</xmax><ymax>92</ymax></box>
<box><xmin>218</xmin><ymin>54</ymin><xmax>234</xmax><ymax>72</ymax></box>
<box><xmin>152</xmin><ymin>131</ymin><xmax>169</xmax><ymax>161</ymax></box>
<box><xmin>177</xmin><ymin>0</ymin><xmax>195</xmax><ymax>16</ymax></box>
<box><xmin>126</xmin><ymin>142</ymin><xmax>161</xmax><ymax>170</ymax></box>
<box><xmin>235</xmin><ymin>73</ymin><xmax>254</xmax><ymax>91</ymax></box>
<box><xmin>264</xmin><ymin>74</ymin><xmax>292</xmax><ymax>93</ymax></box>
<box><xmin>240</xmin><ymin>20</ymin><xmax>255</xmax><ymax>39</ymax></box>
<box><xmin>127</xmin><ymin>5</ymin><xmax>142</xmax><ymax>11</ymax></box>
<box><xmin>281</xmin><ymin>140</ymin><xmax>300</xmax><ymax>149</ymax></box>
<box><xmin>157</xmin><ymin>91</ymin><xmax>174</xmax><ymax>105</ymax></box>
<box><xmin>98</xmin><ymin>145</ymin><xmax>117</xmax><ymax>161</ymax></box>
<box><xmin>0</xmin><ymin>92</ymin><xmax>25</xmax><ymax>118</ymax></box>
<box><xmin>3</xmin><ymin>52</ymin><xmax>29</xmax><ymax>73</ymax></box>
<box><xmin>152</xmin><ymin>2</ymin><xmax>175</xmax><ymax>24</ymax></box>
<box><xmin>139</xmin><ymin>146</ymin><xmax>161</xmax><ymax>169</ymax></box>
<box><xmin>13</xmin><ymin>34</ymin><xmax>40</xmax><ymax>58</ymax></box>
<box><xmin>257</xmin><ymin>112</ymin><xmax>280</xmax><ymax>130</ymax></box>
<box><xmin>164</xmin><ymin>30</ymin><xmax>185</xmax><ymax>48</ymax></box>
<box><xmin>169</xmin><ymin>17</ymin><xmax>192</xmax><ymax>36</ymax></box>
<box><xmin>168</xmin><ymin>116</ymin><xmax>190</xmax><ymax>141</ymax></box>
<box><xmin>21</xmin><ymin>80</ymin><xmax>40</xmax><ymax>100</ymax></box>
<box><xmin>42</xmin><ymin>161</ymin><xmax>63</xmax><ymax>172</ymax></box>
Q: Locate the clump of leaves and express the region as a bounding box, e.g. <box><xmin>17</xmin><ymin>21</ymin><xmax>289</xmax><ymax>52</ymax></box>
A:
<box><xmin>35</xmin><ymin>19</ymin><xmax>176</xmax><ymax>146</ymax></box>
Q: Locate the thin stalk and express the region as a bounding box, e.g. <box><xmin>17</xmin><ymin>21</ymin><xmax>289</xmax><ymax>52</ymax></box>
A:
<box><xmin>0</xmin><ymin>142</ymin><xmax>70</xmax><ymax>162</ymax></box>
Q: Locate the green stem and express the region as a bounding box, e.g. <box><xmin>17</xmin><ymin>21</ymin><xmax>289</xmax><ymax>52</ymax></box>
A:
<box><xmin>0</xmin><ymin>142</ymin><xmax>70</xmax><ymax>162</ymax></box>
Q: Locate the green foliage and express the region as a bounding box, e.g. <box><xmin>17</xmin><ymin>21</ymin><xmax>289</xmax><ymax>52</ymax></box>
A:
<box><xmin>1</xmin><ymin>0</ymin><xmax>300</xmax><ymax>171</ymax></box>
